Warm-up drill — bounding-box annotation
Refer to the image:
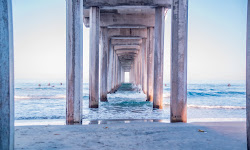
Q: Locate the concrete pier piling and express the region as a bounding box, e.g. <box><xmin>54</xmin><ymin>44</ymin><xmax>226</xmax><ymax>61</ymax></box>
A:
<box><xmin>246</xmin><ymin>0</ymin><xmax>250</xmax><ymax>149</ymax></box>
<box><xmin>107</xmin><ymin>42</ymin><xmax>114</xmax><ymax>93</ymax></box>
<box><xmin>89</xmin><ymin>6</ymin><xmax>100</xmax><ymax>108</ymax></box>
<box><xmin>0</xmin><ymin>0</ymin><xmax>14</xmax><ymax>149</ymax></box>
<box><xmin>141</xmin><ymin>39</ymin><xmax>147</xmax><ymax>94</ymax></box>
<box><xmin>170</xmin><ymin>0</ymin><xmax>188</xmax><ymax>123</ymax></box>
<box><xmin>100</xmin><ymin>27</ymin><xmax>108</xmax><ymax>101</ymax></box>
<box><xmin>66</xmin><ymin>0</ymin><xmax>83</xmax><ymax>124</ymax></box>
<box><xmin>153</xmin><ymin>7</ymin><xmax>165</xmax><ymax>109</ymax></box>
<box><xmin>147</xmin><ymin>27</ymin><xmax>154</xmax><ymax>102</ymax></box>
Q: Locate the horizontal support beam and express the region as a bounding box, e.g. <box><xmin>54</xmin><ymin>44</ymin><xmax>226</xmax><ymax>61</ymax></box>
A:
<box><xmin>111</xmin><ymin>39</ymin><xmax>142</xmax><ymax>45</ymax></box>
<box><xmin>84</xmin><ymin>13</ymin><xmax>155</xmax><ymax>27</ymax></box>
<box><xmin>111</xmin><ymin>36</ymin><xmax>143</xmax><ymax>40</ymax></box>
<box><xmin>83</xmin><ymin>0</ymin><xmax>171</xmax><ymax>8</ymax></box>
<box><xmin>107</xmin><ymin>25</ymin><xmax>147</xmax><ymax>29</ymax></box>
<box><xmin>101</xmin><ymin>13</ymin><xmax>155</xmax><ymax>27</ymax></box>
<box><xmin>108</xmin><ymin>28</ymin><xmax>147</xmax><ymax>38</ymax></box>
<box><xmin>114</xmin><ymin>45</ymin><xmax>140</xmax><ymax>50</ymax></box>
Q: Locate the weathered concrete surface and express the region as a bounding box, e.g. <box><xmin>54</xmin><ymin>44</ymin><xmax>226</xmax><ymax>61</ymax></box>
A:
<box><xmin>89</xmin><ymin>6</ymin><xmax>100</xmax><ymax>108</ymax></box>
<box><xmin>100</xmin><ymin>28</ymin><xmax>108</xmax><ymax>101</ymax></box>
<box><xmin>100</xmin><ymin>13</ymin><xmax>155</xmax><ymax>27</ymax></box>
<box><xmin>15</xmin><ymin>122</ymin><xmax>246</xmax><ymax>150</ymax></box>
<box><xmin>141</xmin><ymin>39</ymin><xmax>147</xmax><ymax>94</ymax></box>
<box><xmin>114</xmin><ymin>45</ymin><xmax>140</xmax><ymax>50</ymax></box>
<box><xmin>153</xmin><ymin>7</ymin><xmax>165</xmax><ymax>109</ymax></box>
<box><xmin>147</xmin><ymin>27</ymin><xmax>154</xmax><ymax>102</ymax></box>
<box><xmin>108</xmin><ymin>28</ymin><xmax>147</xmax><ymax>39</ymax></box>
<box><xmin>0</xmin><ymin>0</ymin><xmax>14</xmax><ymax>149</ymax></box>
<box><xmin>83</xmin><ymin>0</ymin><xmax>172</xmax><ymax>8</ymax></box>
<box><xmin>170</xmin><ymin>0</ymin><xmax>188</xmax><ymax>123</ymax></box>
<box><xmin>246</xmin><ymin>0</ymin><xmax>250</xmax><ymax>149</ymax></box>
<box><xmin>107</xmin><ymin>43</ymin><xmax>114</xmax><ymax>93</ymax></box>
<box><xmin>111</xmin><ymin>39</ymin><xmax>142</xmax><ymax>45</ymax></box>
<box><xmin>66</xmin><ymin>0</ymin><xmax>83</xmax><ymax>124</ymax></box>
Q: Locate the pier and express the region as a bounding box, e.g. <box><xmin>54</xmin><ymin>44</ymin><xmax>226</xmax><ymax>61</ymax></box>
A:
<box><xmin>0</xmin><ymin>0</ymin><xmax>250</xmax><ymax>149</ymax></box>
<box><xmin>65</xmin><ymin>0</ymin><xmax>188</xmax><ymax>125</ymax></box>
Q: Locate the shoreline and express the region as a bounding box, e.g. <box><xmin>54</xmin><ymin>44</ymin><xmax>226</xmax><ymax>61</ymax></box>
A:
<box><xmin>15</xmin><ymin>118</ymin><xmax>246</xmax><ymax>126</ymax></box>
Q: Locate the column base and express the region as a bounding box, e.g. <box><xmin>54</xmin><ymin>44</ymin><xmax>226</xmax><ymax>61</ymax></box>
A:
<box><xmin>171</xmin><ymin>116</ymin><xmax>187</xmax><ymax>123</ymax></box>
<box><xmin>66</xmin><ymin>121</ymin><xmax>82</xmax><ymax>125</ymax></box>
<box><xmin>100</xmin><ymin>96</ymin><xmax>108</xmax><ymax>102</ymax></box>
<box><xmin>146</xmin><ymin>96</ymin><xmax>153</xmax><ymax>102</ymax></box>
<box><xmin>89</xmin><ymin>104</ymin><xmax>99</xmax><ymax>108</ymax></box>
<box><xmin>153</xmin><ymin>104</ymin><xmax>163</xmax><ymax>109</ymax></box>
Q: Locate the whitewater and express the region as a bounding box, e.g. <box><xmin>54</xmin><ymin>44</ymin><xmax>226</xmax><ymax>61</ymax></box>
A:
<box><xmin>15</xmin><ymin>80</ymin><xmax>246</xmax><ymax>124</ymax></box>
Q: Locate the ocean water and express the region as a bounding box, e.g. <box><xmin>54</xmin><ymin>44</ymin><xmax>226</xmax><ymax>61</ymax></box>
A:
<box><xmin>15</xmin><ymin>80</ymin><xmax>246</xmax><ymax>124</ymax></box>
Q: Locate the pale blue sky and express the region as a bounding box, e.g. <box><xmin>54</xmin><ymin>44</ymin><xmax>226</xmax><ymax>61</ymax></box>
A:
<box><xmin>12</xmin><ymin>0</ymin><xmax>247</xmax><ymax>82</ymax></box>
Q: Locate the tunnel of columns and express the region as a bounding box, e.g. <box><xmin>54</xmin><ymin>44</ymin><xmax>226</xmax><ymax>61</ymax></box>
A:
<box><xmin>66</xmin><ymin>0</ymin><xmax>188</xmax><ymax>125</ymax></box>
<box><xmin>3</xmin><ymin>0</ymin><xmax>250</xmax><ymax>149</ymax></box>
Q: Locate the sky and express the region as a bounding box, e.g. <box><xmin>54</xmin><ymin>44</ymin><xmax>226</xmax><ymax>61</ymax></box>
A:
<box><xmin>12</xmin><ymin>0</ymin><xmax>248</xmax><ymax>82</ymax></box>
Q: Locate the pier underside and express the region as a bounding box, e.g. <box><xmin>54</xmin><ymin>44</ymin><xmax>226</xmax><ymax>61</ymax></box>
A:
<box><xmin>64</xmin><ymin>0</ymin><xmax>188</xmax><ymax>124</ymax></box>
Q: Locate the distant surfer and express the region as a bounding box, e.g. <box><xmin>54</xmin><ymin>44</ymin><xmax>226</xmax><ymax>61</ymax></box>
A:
<box><xmin>38</xmin><ymin>84</ymin><xmax>41</xmax><ymax>87</ymax></box>
<box><xmin>228</xmin><ymin>83</ymin><xmax>231</xmax><ymax>87</ymax></box>
<box><xmin>48</xmin><ymin>83</ymin><xmax>50</xmax><ymax>86</ymax></box>
<box><xmin>60</xmin><ymin>83</ymin><xmax>62</xmax><ymax>85</ymax></box>
<box><xmin>165</xmin><ymin>84</ymin><xmax>167</xmax><ymax>87</ymax></box>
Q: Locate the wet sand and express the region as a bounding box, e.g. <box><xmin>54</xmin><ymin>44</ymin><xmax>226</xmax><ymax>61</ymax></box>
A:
<box><xmin>15</xmin><ymin>121</ymin><xmax>246</xmax><ymax>150</ymax></box>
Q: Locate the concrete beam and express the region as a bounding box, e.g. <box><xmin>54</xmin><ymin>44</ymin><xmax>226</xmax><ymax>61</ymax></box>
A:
<box><xmin>107</xmin><ymin>25</ymin><xmax>147</xmax><ymax>29</ymax></box>
<box><xmin>89</xmin><ymin>6</ymin><xmax>100</xmax><ymax>108</ymax></box>
<box><xmin>111</xmin><ymin>36</ymin><xmax>143</xmax><ymax>40</ymax></box>
<box><xmin>66</xmin><ymin>0</ymin><xmax>83</xmax><ymax>124</ymax></box>
<box><xmin>111</xmin><ymin>39</ymin><xmax>142</xmax><ymax>45</ymax></box>
<box><xmin>153</xmin><ymin>7</ymin><xmax>164</xmax><ymax>109</ymax></box>
<box><xmin>83</xmin><ymin>0</ymin><xmax>172</xmax><ymax>8</ymax></box>
<box><xmin>246</xmin><ymin>0</ymin><xmax>250</xmax><ymax>149</ymax></box>
<box><xmin>0</xmin><ymin>0</ymin><xmax>14</xmax><ymax>149</ymax></box>
<box><xmin>114</xmin><ymin>45</ymin><xmax>140</xmax><ymax>50</ymax></box>
<box><xmin>108</xmin><ymin>28</ymin><xmax>147</xmax><ymax>39</ymax></box>
<box><xmin>100</xmin><ymin>13</ymin><xmax>155</xmax><ymax>27</ymax></box>
<box><xmin>170</xmin><ymin>0</ymin><xmax>188</xmax><ymax>123</ymax></box>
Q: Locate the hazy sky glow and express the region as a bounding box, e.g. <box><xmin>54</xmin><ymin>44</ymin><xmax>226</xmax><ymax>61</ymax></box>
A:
<box><xmin>13</xmin><ymin>0</ymin><xmax>247</xmax><ymax>82</ymax></box>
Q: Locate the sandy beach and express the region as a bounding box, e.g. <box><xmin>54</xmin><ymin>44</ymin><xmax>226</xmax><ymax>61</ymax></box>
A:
<box><xmin>15</xmin><ymin>121</ymin><xmax>246</xmax><ymax>150</ymax></box>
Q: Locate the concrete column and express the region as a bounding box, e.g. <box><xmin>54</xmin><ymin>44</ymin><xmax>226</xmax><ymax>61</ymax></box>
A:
<box><xmin>111</xmin><ymin>47</ymin><xmax>115</xmax><ymax>91</ymax></box>
<box><xmin>136</xmin><ymin>55</ymin><xmax>139</xmax><ymax>85</ymax></box>
<box><xmin>170</xmin><ymin>0</ymin><xmax>188</xmax><ymax>123</ymax></box>
<box><xmin>139</xmin><ymin>49</ymin><xmax>142</xmax><ymax>86</ymax></box>
<box><xmin>113</xmin><ymin>53</ymin><xmax>117</xmax><ymax>90</ymax></box>
<box><xmin>0</xmin><ymin>0</ymin><xmax>14</xmax><ymax>149</ymax></box>
<box><xmin>89</xmin><ymin>6</ymin><xmax>100</xmax><ymax>108</ymax></box>
<box><xmin>121</xmin><ymin>68</ymin><xmax>124</xmax><ymax>83</ymax></box>
<box><xmin>147</xmin><ymin>27</ymin><xmax>154</xmax><ymax>102</ymax></box>
<box><xmin>130</xmin><ymin>67</ymin><xmax>133</xmax><ymax>83</ymax></box>
<box><xmin>100</xmin><ymin>27</ymin><xmax>108</xmax><ymax>101</ymax></box>
<box><xmin>246</xmin><ymin>0</ymin><xmax>250</xmax><ymax>149</ymax></box>
<box><xmin>118</xmin><ymin>63</ymin><xmax>121</xmax><ymax>85</ymax></box>
<box><xmin>66</xmin><ymin>0</ymin><xmax>83</xmax><ymax>124</ymax></box>
<box><xmin>141</xmin><ymin>39</ymin><xmax>147</xmax><ymax>94</ymax></box>
<box><xmin>115</xmin><ymin>55</ymin><xmax>118</xmax><ymax>88</ymax></box>
<box><xmin>153</xmin><ymin>7</ymin><xmax>165</xmax><ymax>109</ymax></box>
<box><xmin>119</xmin><ymin>63</ymin><xmax>121</xmax><ymax>84</ymax></box>
<box><xmin>107</xmin><ymin>42</ymin><xmax>113</xmax><ymax>93</ymax></box>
